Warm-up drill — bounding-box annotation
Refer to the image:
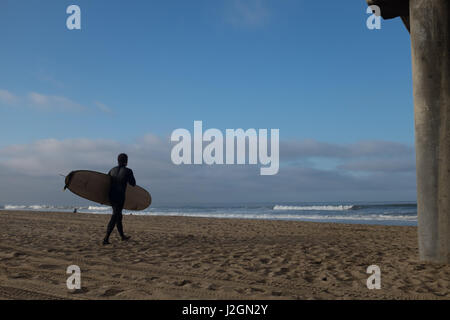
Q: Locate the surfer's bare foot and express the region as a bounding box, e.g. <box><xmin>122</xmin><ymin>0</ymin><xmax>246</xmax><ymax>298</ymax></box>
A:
<box><xmin>102</xmin><ymin>239</ymin><xmax>110</xmax><ymax>245</ymax></box>
<box><xmin>121</xmin><ymin>235</ymin><xmax>131</xmax><ymax>241</ymax></box>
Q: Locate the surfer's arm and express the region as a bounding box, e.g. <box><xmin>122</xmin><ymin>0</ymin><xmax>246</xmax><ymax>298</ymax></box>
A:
<box><xmin>128</xmin><ymin>169</ymin><xmax>136</xmax><ymax>187</ymax></box>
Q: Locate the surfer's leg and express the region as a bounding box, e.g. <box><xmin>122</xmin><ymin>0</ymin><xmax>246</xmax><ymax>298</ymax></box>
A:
<box><xmin>104</xmin><ymin>207</ymin><xmax>119</xmax><ymax>242</ymax></box>
<box><xmin>115</xmin><ymin>205</ymin><xmax>130</xmax><ymax>241</ymax></box>
<box><xmin>105</xmin><ymin>215</ymin><xmax>116</xmax><ymax>240</ymax></box>
<box><xmin>116</xmin><ymin>209</ymin><xmax>125</xmax><ymax>238</ymax></box>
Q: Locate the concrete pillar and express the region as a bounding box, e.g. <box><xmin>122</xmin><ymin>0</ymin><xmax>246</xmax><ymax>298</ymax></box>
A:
<box><xmin>410</xmin><ymin>0</ymin><xmax>450</xmax><ymax>263</ymax></box>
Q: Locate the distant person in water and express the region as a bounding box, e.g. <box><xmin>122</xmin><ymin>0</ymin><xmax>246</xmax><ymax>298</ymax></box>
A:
<box><xmin>103</xmin><ymin>153</ymin><xmax>136</xmax><ymax>245</ymax></box>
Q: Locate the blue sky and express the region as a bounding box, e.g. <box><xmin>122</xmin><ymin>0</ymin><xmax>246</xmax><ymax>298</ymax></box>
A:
<box><xmin>0</xmin><ymin>1</ymin><xmax>417</xmax><ymax>204</ymax></box>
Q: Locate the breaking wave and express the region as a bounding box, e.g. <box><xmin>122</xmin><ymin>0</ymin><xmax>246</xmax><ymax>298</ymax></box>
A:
<box><xmin>3</xmin><ymin>204</ymin><xmax>53</xmax><ymax>210</ymax></box>
<box><xmin>0</xmin><ymin>202</ymin><xmax>417</xmax><ymax>226</ymax></box>
<box><xmin>273</xmin><ymin>205</ymin><xmax>355</xmax><ymax>211</ymax></box>
<box><xmin>88</xmin><ymin>206</ymin><xmax>110</xmax><ymax>211</ymax></box>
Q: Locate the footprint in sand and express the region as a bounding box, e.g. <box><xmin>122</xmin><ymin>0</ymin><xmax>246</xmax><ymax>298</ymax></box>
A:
<box><xmin>8</xmin><ymin>273</ymin><xmax>32</xmax><ymax>279</ymax></box>
<box><xmin>272</xmin><ymin>267</ymin><xmax>289</xmax><ymax>276</ymax></box>
<box><xmin>38</xmin><ymin>264</ymin><xmax>60</xmax><ymax>270</ymax></box>
<box><xmin>101</xmin><ymin>288</ymin><xmax>124</xmax><ymax>297</ymax></box>
<box><xmin>207</xmin><ymin>283</ymin><xmax>218</xmax><ymax>291</ymax></box>
<box><xmin>246</xmin><ymin>287</ymin><xmax>265</xmax><ymax>294</ymax></box>
<box><xmin>12</xmin><ymin>252</ymin><xmax>26</xmax><ymax>258</ymax></box>
<box><xmin>0</xmin><ymin>252</ymin><xmax>25</xmax><ymax>261</ymax></box>
<box><xmin>173</xmin><ymin>279</ymin><xmax>191</xmax><ymax>287</ymax></box>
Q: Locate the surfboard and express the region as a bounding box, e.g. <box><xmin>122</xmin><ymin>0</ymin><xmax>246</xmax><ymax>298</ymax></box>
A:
<box><xmin>64</xmin><ymin>170</ymin><xmax>151</xmax><ymax>211</ymax></box>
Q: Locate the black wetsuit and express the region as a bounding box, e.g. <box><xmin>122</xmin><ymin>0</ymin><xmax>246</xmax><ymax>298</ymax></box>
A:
<box><xmin>105</xmin><ymin>165</ymin><xmax>136</xmax><ymax>240</ymax></box>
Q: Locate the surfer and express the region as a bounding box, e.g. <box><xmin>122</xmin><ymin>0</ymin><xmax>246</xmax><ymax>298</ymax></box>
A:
<box><xmin>103</xmin><ymin>153</ymin><xmax>136</xmax><ymax>245</ymax></box>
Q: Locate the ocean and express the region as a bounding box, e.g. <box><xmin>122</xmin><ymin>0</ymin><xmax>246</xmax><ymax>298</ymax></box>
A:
<box><xmin>0</xmin><ymin>202</ymin><xmax>418</xmax><ymax>226</ymax></box>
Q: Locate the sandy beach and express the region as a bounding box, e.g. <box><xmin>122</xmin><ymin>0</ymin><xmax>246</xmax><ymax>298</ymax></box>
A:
<box><xmin>0</xmin><ymin>210</ymin><xmax>448</xmax><ymax>300</ymax></box>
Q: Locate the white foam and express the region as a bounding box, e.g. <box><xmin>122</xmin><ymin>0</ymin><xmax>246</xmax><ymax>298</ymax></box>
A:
<box><xmin>29</xmin><ymin>205</ymin><xmax>48</xmax><ymax>210</ymax></box>
<box><xmin>87</xmin><ymin>206</ymin><xmax>110</xmax><ymax>211</ymax></box>
<box><xmin>273</xmin><ymin>205</ymin><xmax>354</xmax><ymax>211</ymax></box>
<box><xmin>123</xmin><ymin>212</ymin><xmax>416</xmax><ymax>223</ymax></box>
<box><xmin>3</xmin><ymin>204</ymin><xmax>56</xmax><ymax>210</ymax></box>
<box><xmin>4</xmin><ymin>205</ymin><xmax>27</xmax><ymax>210</ymax></box>
<box><xmin>0</xmin><ymin>204</ymin><xmax>417</xmax><ymax>225</ymax></box>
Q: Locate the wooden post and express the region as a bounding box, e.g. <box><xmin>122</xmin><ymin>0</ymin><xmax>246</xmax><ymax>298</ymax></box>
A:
<box><xmin>410</xmin><ymin>0</ymin><xmax>450</xmax><ymax>263</ymax></box>
<box><xmin>366</xmin><ymin>0</ymin><xmax>449</xmax><ymax>263</ymax></box>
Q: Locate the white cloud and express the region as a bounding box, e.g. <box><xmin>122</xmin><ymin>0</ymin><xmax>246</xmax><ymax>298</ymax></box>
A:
<box><xmin>0</xmin><ymin>89</ymin><xmax>18</xmax><ymax>105</ymax></box>
<box><xmin>28</xmin><ymin>92</ymin><xmax>86</xmax><ymax>112</ymax></box>
<box><xmin>0</xmin><ymin>88</ymin><xmax>113</xmax><ymax>113</ymax></box>
<box><xmin>338</xmin><ymin>158</ymin><xmax>416</xmax><ymax>173</ymax></box>
<box><xmin>226</xmin><ymin>0</ymin><xmax>270</xmax><ymax>28</ymax></box>
<box><xmin>95</xmin><ymin>101</ymin><xmax>113</xmax><ymax>114</ymax></box>
<box><xmin>0</xmin><ymin>136</ymin><xmax>417</xmax><ymax>205</ymax></box>
<box><xmin>0</xmin><ymin>138</ymin><xmax>121</xmax><ymax>176</ymax></box>
<box><xmin>281</xmin><ymin>139</ymin><xmax>414</xmax><ymax>159</ymax></box>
